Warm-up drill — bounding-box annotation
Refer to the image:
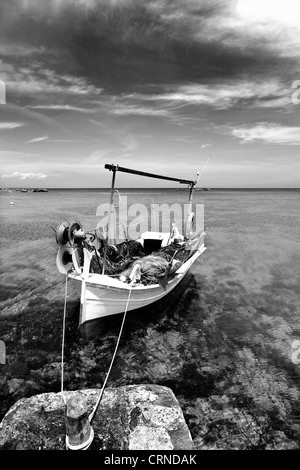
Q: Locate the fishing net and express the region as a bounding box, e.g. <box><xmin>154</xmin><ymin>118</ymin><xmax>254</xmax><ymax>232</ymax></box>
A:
<box><xmin>87</xmin><ymin>239</ymin><xmax>193</xmax><ymax>284</ymax></box>
<box><xmin>156</xmin><ymin>243</ymin><xmax>190</xmax><ymax>264</ymax></box>
<box><xmin>119</xmin><ymin>255</ymin><xmax>170</xmax><ymax>285</ymax></box>
<box><xmin>88</xmin><ymin>240</ymin><xmax>144</xmax><ymax>275</ymax></box>
<box><xmin>106</xmin><ymin>240</ymin><xmax>145</xmax><ymax>262</ymax></box>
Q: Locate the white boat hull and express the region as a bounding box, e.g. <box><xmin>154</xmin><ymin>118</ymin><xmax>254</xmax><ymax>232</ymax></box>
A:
<box><xmin>69</xmin><ymin>244</ymin><xmax>206</xmax><ymax>326</ymax></box>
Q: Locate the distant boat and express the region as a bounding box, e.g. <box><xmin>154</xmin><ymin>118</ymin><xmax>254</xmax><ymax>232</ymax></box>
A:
<box><xmin>54</xmin><ymin>164</ymin><xmax>207</xmax><ymax>328</ymax></box>
<box><xmin>20</xmin><ymin>189</ymin><xmax>28</xmax><ymax>193</ymax></box>
<box><xmin>33</xmin><ymin>188</ymin><xmax>48</xmax><ymax>192</ymax></box>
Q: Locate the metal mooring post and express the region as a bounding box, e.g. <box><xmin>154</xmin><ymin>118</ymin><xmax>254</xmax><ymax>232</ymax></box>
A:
<box><xmin>65</xmin><ymin>396</ymin><xmax>94</xmax><ymax>450</ymax></box>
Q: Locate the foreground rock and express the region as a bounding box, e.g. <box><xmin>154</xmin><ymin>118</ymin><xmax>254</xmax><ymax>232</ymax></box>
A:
<box><xmin>0</xmin><ymin>384</ymin><xmax>193</xmax><ymax>450</ymax></box>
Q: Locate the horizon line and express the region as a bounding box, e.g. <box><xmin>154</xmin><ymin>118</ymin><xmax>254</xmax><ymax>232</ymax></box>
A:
<box><xmin>1</xmin><ymin>187</ymin><xmax>299</xmax><ymax>191</ymax></box>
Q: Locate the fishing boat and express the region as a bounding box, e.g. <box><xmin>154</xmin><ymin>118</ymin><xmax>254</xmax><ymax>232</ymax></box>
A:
<box><xmin>54</xmin><ymin>164</ymin><xmax>206</xmax><ymax>328</ymax></box>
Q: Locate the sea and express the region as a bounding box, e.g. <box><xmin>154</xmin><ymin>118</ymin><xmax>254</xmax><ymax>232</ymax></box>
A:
<box><xmin>0</xmin><ymin>188</ymin><xmax>300</xmax><ymax>450</ymax></box>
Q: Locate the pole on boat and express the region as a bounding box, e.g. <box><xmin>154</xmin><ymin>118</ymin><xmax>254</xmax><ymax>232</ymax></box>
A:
<box><xmin>102</xmin><ymin>165</ymin><xmax>117</xmax><ymax>275</ymax></box>
<box><xmin>187</xmin><ymin>156</ymin><xmax>211</xmax><ymax>211</ymax></box>
<box><xmin>184</xmin><ymin>170</ymin><xmax>200</xmax><ymax>239</ymax></box>
<box><xmin>187</xmin><ymin>171</ymin><xmax>200</xmax><ymax>213</ymax></box>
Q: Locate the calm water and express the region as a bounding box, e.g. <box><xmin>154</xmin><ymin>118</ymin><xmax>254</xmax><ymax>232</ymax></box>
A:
<box><xmin>0</xmin><ymin>188</ymin><xmax>300</xmax><ymax>449</ymax></box>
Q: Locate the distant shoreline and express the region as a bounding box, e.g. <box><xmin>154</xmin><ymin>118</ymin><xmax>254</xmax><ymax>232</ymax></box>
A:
<box><xmin>1</xmin><ymin>187</ymin><xmax>299</xmax><ymax>192</ymax></box>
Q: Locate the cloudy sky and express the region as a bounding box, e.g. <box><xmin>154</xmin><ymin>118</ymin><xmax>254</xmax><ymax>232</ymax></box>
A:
<box><xmin>0</xmin><ymin>0</ymin><xmax>300</xmax><ymax>188</ymax></box>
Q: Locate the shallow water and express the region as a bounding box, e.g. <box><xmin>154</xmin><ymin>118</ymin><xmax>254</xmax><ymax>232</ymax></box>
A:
<box><xmin>0</xmin><ymin>188</ymin><xmax>300</xmax><ymax>449</ymax></box>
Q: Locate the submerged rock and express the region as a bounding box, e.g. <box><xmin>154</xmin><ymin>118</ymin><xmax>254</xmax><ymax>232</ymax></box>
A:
<box><xmin>0</xmin><ymin>384</ymin><xmax>193</xmax><ymax>450</ymax></box>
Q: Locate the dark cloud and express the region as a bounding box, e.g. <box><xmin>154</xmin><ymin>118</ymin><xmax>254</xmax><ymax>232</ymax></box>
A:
<box><xmin>1</xmin><ymin>0</ymin><xmax>298</xmax><ymax>96</ymax></box>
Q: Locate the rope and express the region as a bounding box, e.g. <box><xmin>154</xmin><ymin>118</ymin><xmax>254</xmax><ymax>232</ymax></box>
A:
<box><xmin>89</xmin><ymin>283</ymin><xmax>133</xmax><ymax>423</ymax></box>
<box><xmin>198</xmin><ymin>155</ymin><xmax>211</xmax><ymax>180</ymax></box>
<box><xmin>61</xmin><ymin>274</ymin><xmax>68</xmax><ymax>405</ymax></box>
<box><xmin>60</xmin><ymin>270</ymin><xmax>133</xmax><ymax>426</ymax></box>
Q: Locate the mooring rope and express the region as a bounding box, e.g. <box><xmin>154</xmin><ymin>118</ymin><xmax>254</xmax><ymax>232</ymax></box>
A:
<box><xmin>61</xmin><ymin>274</ymin><xmax>68</xmax><ymax>405</ymax></box>
<box><xmin>60</xmin><ymin>269</ymin><xmax>134</xmax><ymax>423</ymax></box>
<box><xmin>89</xmin><ymin>282</ymin><xmax>133</xmax><ymax>423</ymax></box>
